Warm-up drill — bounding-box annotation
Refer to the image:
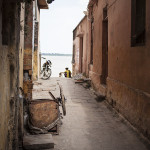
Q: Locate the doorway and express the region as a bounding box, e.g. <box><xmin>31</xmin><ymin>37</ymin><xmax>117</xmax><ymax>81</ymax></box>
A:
<box><xmin>101</xmin><ymin>7</ymin><xmax>108</xmax><ymax>85</ymax></box>
<box><xmin>80</xmin><ymin>36</ymin><xmax>83</xmax><ymax>73</ymax></box>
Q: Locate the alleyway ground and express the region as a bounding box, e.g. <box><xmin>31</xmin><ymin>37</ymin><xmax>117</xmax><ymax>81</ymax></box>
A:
<box><xmin>32</xmin><ymin>77</ymin><xmax>150</xmax><ymax>150</ymax></box>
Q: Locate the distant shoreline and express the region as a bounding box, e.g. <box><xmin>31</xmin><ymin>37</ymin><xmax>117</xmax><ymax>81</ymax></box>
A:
<box><xmin>41</xmin><ymin>53</ymin><xmax>72</xmax><ymax>56</ymax></box>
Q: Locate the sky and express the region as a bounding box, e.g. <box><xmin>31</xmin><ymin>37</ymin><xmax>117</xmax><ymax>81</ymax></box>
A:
<box><xmin>40</xmin><ymin>0</ymin><xmax>89</xmax><ymax>54</ymax></box>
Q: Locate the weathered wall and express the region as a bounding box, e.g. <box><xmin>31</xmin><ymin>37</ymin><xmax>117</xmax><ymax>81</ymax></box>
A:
<box><xmin>0</xmin><ymin>1</ymin><xmax>2</xmax><ymax>45</ymax></box>
<box><xmin>33</xmin><ymin>1</ymin><xmax>40</xmax><ymax>81</ymax></box>
<box><xmin>88</xmin><ymin>0</ymin><xmax>107</xmax><ymax>95</ymax></box>
<box><xmin>73</xmin><ymin>30</ymin><xmax>80</xmax><ymax>75</ymax></box>
<box><xmin>0</xmin><ymin>1</ymin><xmax>24</xmax><ymax>149</ymax></box>
<box><xmin>19</xmin><ymin>3</ymin><xmax>25</xmax><ymax>88</ymax></box>
<box><xmin>18</xmin><ymin>3</ymin><xmax>25</xmax><ymax>147</ymax></box>
<box><xmin>29</xmin><ymin>0</ymin><xmax>48</xmax><ymax>81</ymax></box>
<box><xmin>0</xmin><ymin>2</ymin><xmax>9</xmax><ymax>148</ymax></box>
<box><xmin>87</xmin><ymin>0</ymin><xmax>150</xmax><ymax>140</ymax></box>
<box><xmin>82</xmin><ymin>17</ymin><xmax>88</xmax><ymax>76</ymax></box>
<box><xmin>24</xmin><ymin>1</ymin><xmax>33</xmax><ymax>100</ymax></box>
<box><xmin>23</xmin><ymin>0</ymin><xmax>47</xmax><ymax>97</ymax></box>
<box><xmin>73</xmin><ymin>16</ymin><xmax>88</xmax><ymax>76</ymax></box>
<box><xmin>33</xmin><ymin>21</ymin><xmax>39</xmax><ymax>81</ymax></box>
<box><xmin>106</xmin><ymin>0</ymin><xmax>150</xmax><ymax>139</ymax></box>
<box><xmin>24</xmin><ymin>2</ymin><xmax>33</xmax><ymax>74</ymax></box>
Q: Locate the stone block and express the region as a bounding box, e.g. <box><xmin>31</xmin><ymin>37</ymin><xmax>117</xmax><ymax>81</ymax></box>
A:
<box><xmin>23</xmin><ymin>134</ymin><xmax>54</xmax><ymax>150</ymax></box>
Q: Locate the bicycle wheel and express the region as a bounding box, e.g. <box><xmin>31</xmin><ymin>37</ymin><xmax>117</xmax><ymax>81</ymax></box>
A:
<box><xmin>41</xmin><ymin>69</ymin><xmax>51</xmax><ymax>80</ymax></box>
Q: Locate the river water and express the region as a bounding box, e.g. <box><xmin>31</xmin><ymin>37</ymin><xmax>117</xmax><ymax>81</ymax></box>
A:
<box><xmin>41</xmin><ymin>55</ymin><xmax>72</xmax><ymax>77</ymax></box>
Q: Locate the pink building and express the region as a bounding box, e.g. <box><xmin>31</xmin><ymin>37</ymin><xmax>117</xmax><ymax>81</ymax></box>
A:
<box><xmin>73</xmin><ymin>0</ymin><xmax>150</xmax><ymax>140</ymax></box>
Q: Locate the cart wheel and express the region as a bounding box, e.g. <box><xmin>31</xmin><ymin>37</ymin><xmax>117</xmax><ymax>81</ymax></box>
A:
<box><xmin>61</xmin><ymin>94</ymin><xmax>66</xmax><ymax>116</ymax></box>
<box><xmin>59</xmin><ymin>84</ymin><xmax>66</xmax><ymax>116</ymax></box>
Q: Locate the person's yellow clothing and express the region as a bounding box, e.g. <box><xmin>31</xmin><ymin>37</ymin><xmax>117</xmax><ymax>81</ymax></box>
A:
<box><xmin>64</xmin><ymin>70</ymin><xmax>71</xmax><ymax>78</ymax></box>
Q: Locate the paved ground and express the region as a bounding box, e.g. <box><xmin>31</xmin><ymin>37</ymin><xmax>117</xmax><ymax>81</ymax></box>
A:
<box><xmin>32</xmin><ymin>77</ymin><xmax>150</xmax><ymax>150</ymax></box>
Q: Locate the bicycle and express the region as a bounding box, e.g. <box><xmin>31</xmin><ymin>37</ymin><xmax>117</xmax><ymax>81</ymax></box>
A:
<box><xmin>40</xmin><ymin>57</ymin><xmax>52</xmax><ymax>80</ymax></box>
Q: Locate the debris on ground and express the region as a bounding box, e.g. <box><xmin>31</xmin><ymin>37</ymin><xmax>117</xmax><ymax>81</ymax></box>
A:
<box><xmin>73</xmin><ymin>74</ymin><xmax>91</xmax><ymax>88</ymax></box>
<box><xmin>73</xmin><ymin>73</ymin><xmax>85</xmax><ymax>80</ymax></box>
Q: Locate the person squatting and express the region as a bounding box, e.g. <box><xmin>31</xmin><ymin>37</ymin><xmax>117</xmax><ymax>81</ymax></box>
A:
<box><xmin>64</xmin><ymin>68</ymin><xmax>71</xmax><ymax>78</ymax></box>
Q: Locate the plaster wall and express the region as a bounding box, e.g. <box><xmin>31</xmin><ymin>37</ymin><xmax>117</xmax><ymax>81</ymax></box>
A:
<box><xmin>73</xmin><ymin>28</ymin><xmax>79</xmax><ymax>75</ymax></box>
<box><xmin>37</xmin><ymin>3</ymin><xmax>41</xmax><ymax>78</ymax></box>
<box><xmin>106</xmin><ymin>0</ymin><xmax>150</xmax><ymax>139</ymax></box>
<box><xmin>88</xmin><ymin>0</ymin><xmax>150</xmax><ymax>140</ymax></box>
<box><xmin>24</xmin><ymin>2</ymin><xmax>33</xmax><ymax>72</ymax></box>
<box><xmin>82</xmin><ymin>18</ymin><xmax>88</xmax><ymax>76</ymax></box>
<box><xmin>73</xmin><ymin>36</ymin><xmax>79</xmax><ymax>75</ymax></box>
<box><xmin>18</xmin><ymin>3</ymin><xmax>25</xmax><ymax>146</ymax></box>
<box><xmin>0</xmin><ymin>45</ymin><xmax>10</xmax><ymax>150</ymax></box>
<box><xmin>19</xmin><ymin>3</ymin><xmax>25</xmax><ymax>88</ymax></box>
<box><xmin>33</xmin><ymin>2</ymin><xmax>40</xmax><ymax>81</ymax></box>
<box><xmin>73</xmin><ymin>16</ymin><xmax>88</xmax><ymax>76</ymax></box>
<box><xmin>0</xmin><ymin>3</ymin><xmax>15</xmax><ymax>149</ymax></box>
<box><xmin>0</xmin><ymin>1</ymin><xmax>2</xmax><ymax>45</ymax></box>
<box><xmin>33</xmin><ymin>21</ymin><xmax>39</xmax><ymax>81</ymax></box>
<box><xmin>0</xmin><ymin>10</ymin><xmax>10</xmax><ymax>147</ymax></box>
<box><xmin>0</xmin><ymin>1</ymin><xmax>23</xmax><ymax>149</ymax></box>
<box><xmin>107</xmin><ymin>0</ymin><xmax>150</xmax><ymax>93</ymax></box>
<box><xmin>88</xmin><ymin>0</ymin><xmax>108</xmax><ymax>94</ymax></box>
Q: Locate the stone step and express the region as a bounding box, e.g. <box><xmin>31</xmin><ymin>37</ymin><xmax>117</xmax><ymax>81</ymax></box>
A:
<box><xmin>23</xmin><ymin>134</ymin><xmax>54</xmax><ymax>150</ymax></box>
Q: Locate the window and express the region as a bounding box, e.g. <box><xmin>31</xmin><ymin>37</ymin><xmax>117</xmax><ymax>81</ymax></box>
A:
<box><xmin>101</xmin><ymin>6</ymin><xmax>108</xmax><ymax>85</ymax></box>
<box><xmin>131</xmin><ymin>0</ymin><xmax>146</xmax><ymax>46</ymax></box>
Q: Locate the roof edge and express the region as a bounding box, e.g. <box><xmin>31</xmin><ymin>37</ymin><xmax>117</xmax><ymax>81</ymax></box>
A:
<box><xmin>73</xmin><ymin>15</ymin><xmax>87</xmax><ymax>32</ymax></box>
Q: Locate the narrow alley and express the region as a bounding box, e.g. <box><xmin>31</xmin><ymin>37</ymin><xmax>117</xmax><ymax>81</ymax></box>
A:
<box><xmin>0</xmin><ymin>0</ymin><xmax>150</xmax><ymax>149</ymax></box>
<box><xmin>31</xmin><ymin>77</ymin><xmax>149</xmax><ymax>150</ymax></box>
